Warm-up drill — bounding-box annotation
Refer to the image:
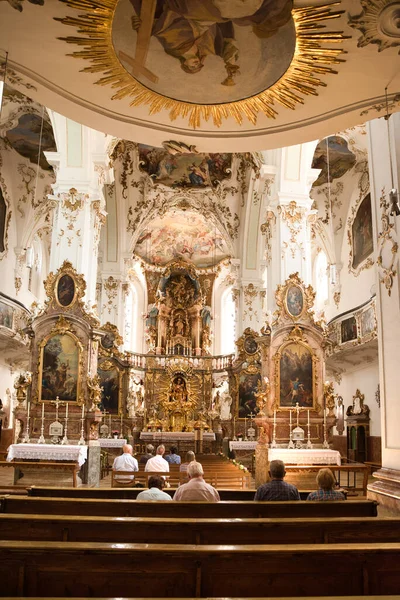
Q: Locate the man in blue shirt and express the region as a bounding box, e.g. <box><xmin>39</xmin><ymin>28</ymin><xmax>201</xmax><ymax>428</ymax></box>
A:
<box><xmin>254</xmin><ymin>459</ymin><xmax>300</xmax><ymax>501</ymax></box>
<box><xmin>165</xmin><ymin>446</ymin><xmax>181</xmax><ymax>465</ymax></box>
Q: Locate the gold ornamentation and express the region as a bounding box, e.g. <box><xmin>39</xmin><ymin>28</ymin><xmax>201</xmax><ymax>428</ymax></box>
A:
<box><xmin>236</xmin><ymin>327</ymin><xmax>261</xmax><ymax>365</ymax></box>
<box><xmin>44</xmin><ymin>260</ymin><xmax>87</xmax><ymax>312</ymax></box>
<box><xmin>333</xmin><ymin>291</ymin><xmax>341</xmax><ymax>308</ymax></box>
<box><xmin>360</xmin><ymin>93</ymin><xmax>400</xmax><ymax>117</ymax></box>
<box><xmin>97</xmin><ymin>358</ymin><xmax>124</xmax><ymax>415</ymax></box>
<box><xmin>349</xmin><ymin>0</ymin><xmax>400</xmax><ymax>54</ymax></box>
<box><xmin>243</xmin><ymin>283</ymin><xmax>259</xmax><ymax>322</ymax></box>
<box><xmin>323</xmin><ymin>380</ymin><xmax>336</xmax><ymax>417</ymax></box>
<box><xmin>62</xmin><ymin>187</ymin><xmax>86</xmax><ymax>212</ymax></box>
<box><xmin>377</xmin><ymin>187</ymin><xmax>398</xmax><ymax>296</ymax></box>
<box><xmin>14</xmin><ymin>371</ymin><xmax>32</xmax><ymax>406</ymax></box>
<box><xmin>347</xmin><ymin>165</ymin><xmax>374</xmax><ymax>276</ymax></box>
<box><xmin>260</xmin><ymin>210</ymin><xmax>276</xmax><ymax>265</ymax></box>
<box><xmin>274</xmin><ymin>273</ymin><xmax>316</xmax><ymax>325</ymax></box>
<box><xmin>87</xmin><ymin>374</ymin><xmax>102</xmax><ymax>411</ymax></box>
<box><xmin>57</xmin><ymin>2</ymin><xmax>347</xmax><ymax>128</ymax></box>
<box><xmin>99</xmin><ymin>322</ymin><xmax>123</xmax><ymax>357</ymax></box>
<box><xmin>102</xmin><ymin>276</ymin><xmax>119</xmax><ymax>315</ymax></box>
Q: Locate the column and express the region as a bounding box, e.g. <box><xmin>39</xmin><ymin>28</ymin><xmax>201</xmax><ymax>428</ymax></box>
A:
<box><xmin>366</xmin><ymin>113</ymin><xmax>400</xmax><ymax>513</ymax></box>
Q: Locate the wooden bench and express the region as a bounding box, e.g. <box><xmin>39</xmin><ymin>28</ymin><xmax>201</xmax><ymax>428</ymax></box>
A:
<box><xmin>285</xmin><ymin>464</ymin><xmax>369</xmax><ymax>496</ymax></box>
<box><xmin>1</xmin><ymin>540</ymin><xmax>399</xmax><ymax>597</ymax></box>
<box><xmin>0</xmin><ymin>513</ymin><xmax>397</xmax><ymax>545</ymax></box>
<box><xmin>0</xmin><ymin>495</ymin><xmax>378</xmax><ymax>518</ymax></box>
<box><xmin>0</xmin><ymin>461</ymin><xmax>80</xmax><ymax>488</ymax></box>
<box><xmin>111</xmin><ymin>468</ymin><xmax>251</xmax><ymax>489</ymax></box>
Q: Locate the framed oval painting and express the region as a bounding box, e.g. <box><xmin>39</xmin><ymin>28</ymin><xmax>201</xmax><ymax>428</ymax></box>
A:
<box><xmin>56</xmin><ymin>274</ymin><xmax>76</xmax><ymax>308</ymax></box>
<box><xmin>244</xmin><ymin>336</ymin><xmax>258</xmax><ymax>355</ymax></box>
<box><xmin>285</xmin><ymin>285</ymin><xmax>304</xmax><ymax>318</ymax></box>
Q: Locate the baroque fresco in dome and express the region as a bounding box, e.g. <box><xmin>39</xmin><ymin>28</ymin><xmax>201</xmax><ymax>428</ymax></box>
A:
<box><xmin>112</xmin><ymin>0</ymin><xmax>295</xmax><ymax>105</ymax></box>
<box><xmin>6</xmin><ymin>112</ymin><xmax>56</xmax><ymax>171</ymax></box>
<box><xmin>312</xmin><ymin>136</ymin><xmax>356</xmax><ymax>188</ymax></box>
<box><xmin>138</xmin><ymin>144</ymin><xmax>231</xmax><ymax>188</ymax></box>
<box><xmin>134</xmin><ymin>211</ymin><xmax>230</xmax><ymax>267</ymax></box>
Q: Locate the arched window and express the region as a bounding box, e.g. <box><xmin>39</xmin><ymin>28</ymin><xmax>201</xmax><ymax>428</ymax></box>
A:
<box><xmin>315</xmin><ymin>251</ymin><xmax>328</xmax><ymax>310</ymax></box>
<box><xmin>220</xmin><ymin>288</ymin><xmax>235</xmax><ymax>355</ymax></box>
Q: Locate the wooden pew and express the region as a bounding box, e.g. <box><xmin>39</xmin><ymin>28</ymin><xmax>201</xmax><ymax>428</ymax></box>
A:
<box><xmin>0</xmin><ymin>461</ymin><xmax>80</xmax><ymax>488</ymax></box>
<box><xmin>0</xmin><ymin>495</ymin><xmax>378</xmax><ymax>518</ymax></box>
<box><xmin>0</xmin><ymin>513</ymin><xmax>398</xmax><ymax>545</ymax></box>
<box><xmin>1</xmin><ymin>540</ymin><xmax>399</xmax><ymax>597</ymax></box>
<box><xmin>111</xmin><ymin>469</ymin><xmax>251</xmax><ymax>489</ymax></box>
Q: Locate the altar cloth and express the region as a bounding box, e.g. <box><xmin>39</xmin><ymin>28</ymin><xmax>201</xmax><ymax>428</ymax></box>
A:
<box><xmin>140</xmin><ymin>431</ymin><xmax>216</xmax><ymax>441</ymax></box>
<box><xmin>268</xmin><ymin>448</ymin><xmax>341</xmax><ymax>466</ymax></box>
<box><xmin>6</xmin><ymin>443</ymin><xmax>88</xmax><ymax>467</ymax></box>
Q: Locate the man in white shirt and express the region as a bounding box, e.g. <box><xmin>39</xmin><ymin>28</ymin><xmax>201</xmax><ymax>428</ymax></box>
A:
<box><xmin>144</xmin><ymin>444</ymin><xmax>170</xmax><ymax>473</ymax></box>
<box><xmin>136</xmin><ymin>475</ymin><xmax>172</xmax><ymax>501</ymax></box>
<box><xmin>173</xmin><ymin>461</ymin><xmax>220</xmax><ymax>502</ymax></box>
<box><xmin>112</xmin><ymin>444</ymin><xmax>138</xmax><ymax>483</ymax></box>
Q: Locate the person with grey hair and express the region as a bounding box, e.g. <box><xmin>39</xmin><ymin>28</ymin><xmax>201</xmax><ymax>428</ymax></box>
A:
<box><xmin>139</xmin><ymin>444</ymin><xmax>155</xmax><ymax>466</ymax></box>
<box><xmin>145</xmin><ymin>444</ymin><xmax>170</xmax><ymax>473</ymax></box>
<box><xmin>113</xmin><ymin>443</ymin><xmax>138</xmax><ymax>483</ymax></box>
<box><xmin>254</xmin><ymin>459</ymin><xmax>300</xmax><ymax>501</ymax></box>
<box><xmin>173</xmin><ymin>461</ymin><xmax>220</xmax><ymax>502</ymax></box>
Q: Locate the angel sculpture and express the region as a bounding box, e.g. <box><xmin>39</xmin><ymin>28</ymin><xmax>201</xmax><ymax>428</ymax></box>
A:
<box><xmin>87</xmin><ymin>375</ymin><xmax>103</xmax><ymax>411</ymax></box>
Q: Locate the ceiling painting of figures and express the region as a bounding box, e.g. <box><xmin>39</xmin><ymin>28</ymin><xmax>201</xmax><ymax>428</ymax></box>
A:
<box><xmin>138</xmin><ymin>145</ymin><xmax>231</xmax><ymax>188</ymax></box>
<box><xmin>312</xmin><ymin>136</ymin><xmax>356</xmax><ymax>188</ymax></box>
<box><xmin>134</xmin><ymin>210</ymin><xmax>230</xmax><ymax>268</ymax></box>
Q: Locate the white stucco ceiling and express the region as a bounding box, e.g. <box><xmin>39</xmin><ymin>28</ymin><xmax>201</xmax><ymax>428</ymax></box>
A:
<box><xmin>0</xmin><ymin>0</ymin><xmax>399</xmax><ymax>152</ymax></box>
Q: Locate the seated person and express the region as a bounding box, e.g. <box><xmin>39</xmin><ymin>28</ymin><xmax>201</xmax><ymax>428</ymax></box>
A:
<box><xmin>173</xmin><ymin>461</ymin><xmax>220</xmax><ymax>502</ymax></box>
<box><xmin>254</xmin><ymin>459</ymin><xmax>300</xmax><ymax>501</ymax></box>
<box><xmin>139</xmin><ymin>444</ymin><xmax>154</xmax><ymax>466</ymax></box>
<box><xmin>113</xmin><ymin>444</ymin><xmax>138</xmax><ymax>483</ymax></box>
<box><xmin>179</xmin><ymin>450</ymin><xmax>196</xmax><ymax>472</ymax></box>
<box><xmin>145</xmin><ymin>444</ymin><xmax>170</xmax><ymax>473</ymax></box>
<box><xmin>306</xmin><ymin>468</ymin><xmax>346</xmax><ymax>501</ymax></box>
<box><xmin>165</xmin><ymin>445</ymin><xmax>181</xmax><ymax>465</ymax></box>
<box><xmin>136</xmin><ymin>475</ymin><xmax>172</xmax><ymax>501</ymax></box>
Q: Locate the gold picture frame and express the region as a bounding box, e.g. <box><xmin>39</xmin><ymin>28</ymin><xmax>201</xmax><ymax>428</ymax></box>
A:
<box><xmin>98</xmin><ymin>358</ymin><xmax>124</xmax><ymax>416</ymax></box>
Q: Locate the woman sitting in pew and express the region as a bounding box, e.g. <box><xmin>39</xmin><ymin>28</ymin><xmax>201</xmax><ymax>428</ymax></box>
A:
<box><xmin>306</xmin><ymin>468</ymin><xmax>346</xmax><ymax>501</ymax></box>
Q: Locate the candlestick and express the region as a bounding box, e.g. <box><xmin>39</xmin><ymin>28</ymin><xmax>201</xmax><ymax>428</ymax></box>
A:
<box><xmin>81</xmin><ymin>403</ymin><xmax>85</xmax><ymax>419</ymax></box>
<box><xmin>119</xmin><ymin>412</ymin><xmax>124</xmax><ymax>439</ymax></box>
<box><xmin>61</xmin><ymin>402</ymin><xmax>69</xmax><ymax>445</ymax></box>
<box><xmin>65</xmin><ymin>402</ymin><xmax>68</xmax><ymax>419</ymax></box>
<box><xmin>233</xmin><ymin>416</ymin><xmax>237</xmax><ymax>441</ymax></box>
<box><xmin>109</xmin><ymin>414</ymin><xmax>112</xmax><ymax>438</ymax></box>
<box><xmin>288</xmin><ymin>408</ymin><xmax>294</xmax><ymax>449</ymax></box>
<box><xmin>322</xmin><ymin>408</ymin><xmax>329</xmax><ymax>448</ymax></box>
<box><xmin>270</xmin><ymin>408</ymin><xmax>277</xmax><ymax>448</ymax></box>
<box><xmin>244</xmin><ymin>417</ymin><xmax>247</xmax><ymax>441</ymax></box>
<box><xmin>27</xmin><ymin>398</ymin><xmax>30</xmax><ymax>419</ymax></box>
<box><xmin>38</xmin><ymin>402</ymin><xmax>46</xmax><ymax>444</ymax></box>
<box><xmin>306</xmin><ymin>409</ymin><xmax>312</xmax><ymax>449</ymax></box>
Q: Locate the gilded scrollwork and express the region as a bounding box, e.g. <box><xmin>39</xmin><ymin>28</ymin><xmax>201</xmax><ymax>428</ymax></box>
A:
<box><xmin>377</xmin><ymin>187</ymin><xmax>398</xmax><ymax>296</ymax></box>
<box><xmin>260</xmin><ymin>210</ymin><xmax>276</xmax><ymax>264</ymax></box>
<box><xmin>102</xmin><ymin>275</ymin><xmax>120</xmax><ymax>315</ymax></box>
<box><xmin>44</xmin><ymin>260</ymin><xmax>87</xmax><ymax>313</ymax></box>
<box><xmin>274</xmin><ymin>272</ymin><xmax>316</xmax><ymax>325</ymax></box>
<box><xmin>349</xmin><ymin>0</ymin><xmax>400</xmax><ymax>54</ymax></box>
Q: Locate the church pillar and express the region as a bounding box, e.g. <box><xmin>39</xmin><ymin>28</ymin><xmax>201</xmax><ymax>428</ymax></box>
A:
<box><xmin>366</xmin><ymin>113</ymin><xmax>400</xmax><ymax>513</ymax></box>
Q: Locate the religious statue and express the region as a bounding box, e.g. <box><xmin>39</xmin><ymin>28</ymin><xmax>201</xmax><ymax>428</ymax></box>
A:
<box><xmin>201</xmin><ymin>305</ymin><xmax>212</xmax><ymax>328</ymax></box>
<box><xmin>146</xmin><ymin>304</ymin><xmax>159</xmax><ymax>328</ymax></box>
<box><xmin>87</xmin><ymin>374</ymin><xmax>102</xmax><ymax>411</ymax></box>
<box><xmin>89</xmin><ymin>421</ymin><xmax>99</xmax><ymax>440</ymax></box>
<box><xmin>14</xmin><ymin>371</ymin><xmax>32</xmax><ymax>406</ymax></box>
<box><xmin>202</xmin><ymin>326</ymin><xmax>212</xmax><ymax>355</ymax></box>
<box><xmin>220</xmin><ymin>391</ymin><xmax>232</xmax><ymax>420</ymax></box>
<box><xmin>324</xmin><ymin>381</ymin><xmax>336</xmax><ymax>417</ymax></box>
<box><xmin>169</xmin><ymin>376</ymin><xmax>188</xmax><ymax>403</ymax></box>
<box><xmin>255</xmin><ymin>376</ymin><xmax>270</xmax><ymax>414</ymax></box>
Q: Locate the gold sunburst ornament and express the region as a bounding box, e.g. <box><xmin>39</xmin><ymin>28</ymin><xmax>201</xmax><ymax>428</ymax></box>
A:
<box><xmin>56</xmin><ymin>0</ymin><xmax>348</xmax><ymax>128</ymax></box>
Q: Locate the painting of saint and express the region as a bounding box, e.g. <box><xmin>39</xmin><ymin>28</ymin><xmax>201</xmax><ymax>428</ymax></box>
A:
<box><xmin>113</xmin><ymin>0</ymin><xmax>295</xmax><ymax>105</ymax></box>
<box><xmin>56</xmin><ymin>274</ymin><xmax>75</xmax><ymax>307</ymax></box>
<box><xmin>238</xmin><ymin>372</ymin><xmax>261</xmax><ymax>417</ymax></box>
<box><xmin>341</xmin><ymin>316</ymin><xmax>357</xmax><ymax>344</ymax></box>
<box><xmin>361</xmin><ymin>306</ymin><xmax>375</xmax><ymax>337</ymax></box>
<box><xmin>40</xmin><ymin>334</ymin><xmax>80</xmax><ymax>401</ymax></box>
<box><xmin>279</xmin><ymin>343</ymin><xmax>313</xmax><ymax>408</ymax></box>
<box><xmin>169</xmin><ymin>376</ymin><xmax>188</xmax><ymax>403</ymax></box>
<box><xmin>0</xmin><ymin>301</ymin><xmax>13</xmax><ymax>329</ymax></box>
<box><xmin>285</xmin><ymin>285</ymin><xmax>303</xmax><ymax>318</ymax></box>
<box><xmin>244</xmin><ymin>336</ymin><xmax>258</xmax><ymax>355</ymax></box>
<box><xmin>352</xmin><ymin>194</ymin><xmax>373</xmax><ymax>270</ymax></box>
<box><xmin>98</xmin><ymin>366</ymin><xmax>120</xmax><ymax>414</ymax></box>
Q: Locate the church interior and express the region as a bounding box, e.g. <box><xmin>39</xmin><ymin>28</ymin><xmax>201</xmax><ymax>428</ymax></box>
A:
<box><xmin>1</xmin><ymin>0</ymin><xmax>400</xmax><ymax>597</ymax></box>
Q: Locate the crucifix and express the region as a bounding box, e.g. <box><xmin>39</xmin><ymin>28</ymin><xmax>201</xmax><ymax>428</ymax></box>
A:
<box><xmin>119</xmin><ymin>0</ymin><xmax>159</xmax><ymax>84</ymax></box>
<box><xmin>51</xmin><ymin>396</ymin><xmax>65</xmax><ymax>423</ymax></box>
<box><xmin>248</xmin><ymin>412</ymin><xmax>256</xmax><ymax>426</ymax></box>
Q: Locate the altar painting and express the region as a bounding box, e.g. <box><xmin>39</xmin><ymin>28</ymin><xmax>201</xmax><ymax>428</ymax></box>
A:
<box><xmin>39</xmin><ymin>333</ymin><xmax>80</xmax><ymax>402</ymax></box>
<box><xmin>285</xmin><ymin>284</ymin><xmax>304</xmax><ymax>318</ymax></box>
<box><xmin>138</xmin><ymin>145</ymin><xmax>231</xmax><ymax>188</ymax></box>
<box><xmin>238</xmin><ymin>372</ymin><xmax>261</xmax><ymax>418</ymax></box>
<box><xmin>278</xmin><ymin>342</ymin><xmax>313</xmax><ymax>408</ymax></box>
<box><xmin>0</xmin><ymin>301</ymin><xmax>13</xmax><ymax>329</ymax></box>
<box><xmin>351</xmin><ymin>194</ymin><xmax>373</xmax><ymax>270</ymax></box>
<box><xmin>98</xmin><ymin>364</ymin><xmax>121</xmax><ymax>414</ymax></box>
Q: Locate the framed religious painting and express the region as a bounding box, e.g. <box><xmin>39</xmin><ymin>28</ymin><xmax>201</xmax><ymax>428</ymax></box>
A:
<box><xmin>285</xmin><ymin>284</ymin><xmax>304</xmax><ymax>319</ymax></box>
<box><xmin>98</xmin><ymin>359</ymin><xmax>123</xmax><ymax>415</ymax></box>
<box><xmin>360</xmin><ymin>304</ymin><xmax>376</xmax><ymax>339</ymax></box>
<box><xmin>275</xmin><ymin>338</ymin><xmax>317</xmax><ymax>410</ymax></box>
<box><xmin>244</xmin><ymin>335</ymin><xmax>258</xmax><ymax>356</ymax></box>
<box><xmin>38</xmin><ymin>331</ymin><xmax>82</xmax><ymax>403</ymax></box>
<box><xmin>0</xmin><ymin>300</ymin><xmax>14</xmax><ymax>329</ymax></box>
<box><xmin>55</xmin><ymin>273</ymin><xmax>77</xmax><ymax>308</ymax></box>
<box><xmin>340</xmin><ymin>316</ymin><xmax>358</xmax><ymax>344</ymax></box>
<box><xmin>349</xmin><ymin>193</ymin><xmax>374</xmax><ymax>275</ymax></box>
<box><xmin>237</xmin><ymin>369</ymin><xmax>261</xmax><ymax>418</ymax></box>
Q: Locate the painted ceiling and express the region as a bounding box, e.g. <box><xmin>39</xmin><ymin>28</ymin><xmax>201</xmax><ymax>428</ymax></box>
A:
<box><xmin>133</xmin><ymin>210</ymin><xmax>231</xmax><ymax>268</ymax></box>
<box><xmin>0</xmin><ymin>0</ymin><xmax>399</xmax><ymax>151</ymax></box>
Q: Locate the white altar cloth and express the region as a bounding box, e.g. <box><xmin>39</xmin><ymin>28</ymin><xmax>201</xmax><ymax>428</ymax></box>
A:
<box><xmin>140</xmin><ymin>431</ymin><xmax>216</xmax><ymax>441</ymax></box>
<box><xmin>268</xmin><ymin>448</ymin><xmax>341</xmax><ymax>466</ymax></box>
<box><xmin>99</xmin><ymin>438</ymin><xmax>127</xmax><ymax>448</ymax></box>
<box><xmin>6</xmin><ymin>443</ymin><xmax>88</xmax><ymax>467</ymax></box>
<box><xmin>229</xmin><ymin>441</ymin><xmax>257</xmax><ymax>451</ymax></box>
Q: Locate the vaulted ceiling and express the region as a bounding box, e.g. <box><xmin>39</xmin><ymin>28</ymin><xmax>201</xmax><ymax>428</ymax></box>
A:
<box><xmin>0</xmin><ymin>0</ymin><xmax>399</xmax><ymax>151</ymax></box>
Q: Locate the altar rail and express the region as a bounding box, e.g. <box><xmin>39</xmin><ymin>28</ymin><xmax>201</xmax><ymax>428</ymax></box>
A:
<box><xmin>0</xmin><ymin>496</ymin><xmax>378</xmax><ymax>518</ymax></box>
<box><xmin>1</xmin><ymin>540</ymin><xmax>399</xmax><ymax>597</ymax></box>
<box><xmin>0</xmin><ymin>514</ymin><xmax>398</xmax><ymax>545</ymax></box>
<box><xmin>125</xmin><ymin>352</ymin><xmax>234</xmax><ymax>371</ymax></box>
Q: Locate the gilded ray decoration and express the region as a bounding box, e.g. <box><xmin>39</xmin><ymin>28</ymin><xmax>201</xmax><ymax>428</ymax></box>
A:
<box><xmin>56</xmin><ymin>1</ymin><xmax>348</xmax><ymax>128</ymax></box>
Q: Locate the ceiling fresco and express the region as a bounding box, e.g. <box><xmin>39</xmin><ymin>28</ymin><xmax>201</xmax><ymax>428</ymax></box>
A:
<box><xmin>311</xmin><ymin>136</ymin><xmax>356</xmax><ymax>188</ymax></box>
<box><xmin>6</xmin><ymin>113</ymin><xmax>56</xmax><ymax>170</ymax></box>
<box><xmin>134</xmin><ymin>210</ymin><xmax>230</xmax><ymax>267</ymax></box>
<box><xmin>138</xmin><ymin>145</ymin><xmax>231</xmax><ymax>188</ymax></box>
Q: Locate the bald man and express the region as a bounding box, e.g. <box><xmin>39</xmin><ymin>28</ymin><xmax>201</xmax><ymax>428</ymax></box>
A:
<box><xmin>113</xmin><ymin>444</ymin><xmax>139</xmax><ymax>483</ymax></box>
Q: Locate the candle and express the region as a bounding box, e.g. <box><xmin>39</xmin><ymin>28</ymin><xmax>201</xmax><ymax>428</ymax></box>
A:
<box><xmin>120</xmin><ymin>412</ymin><xmax>123</xmax><ymax>432</ymax></box>
<box><xmin>323</xmin><ymin>407</ymin><xmax>326</xmax><ymax>425</ymax></box>
<box><xmin>307</xmin><ymin>410</ymin><xmax>310</xmax><ymax>426</ymax></box>
<box><xmin>27</xmin><ymin>400</ymin><xmax>30</xmax><ymax>419</ymax></box>
<box><xmin>289</xmin><ymin>408</ymin><xmax>292</xmax><ymax>427</ymax></box>
<box><xmin>273</xmin><ymin>409</ymin><xmax>276</xmax><ymax>426</ymax></box>
<box><xmin>109</xmin><ymin>414</ymin><xmax>112</xmax><ymax>431</ymax></box>
<box><xmin>81</xmin><ymin>403</ymin><xmax>85</xmax><ymax>419</ymax></box>
<box><xmin>65</xmin><ymin>402</ymin><xmax>68</xmax><ymax>419</ymax></box>
<box><xmin>244</xmin><ymin>417</ymin><xmax>247</xmax><ymax>435</ymax></box>
<box><xmin>41</xmin><ymin>402</ymin><xmax>44</xmax><ymax>420</ymax></box>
